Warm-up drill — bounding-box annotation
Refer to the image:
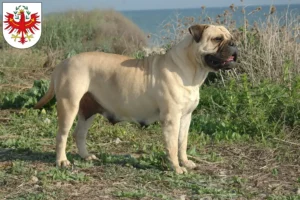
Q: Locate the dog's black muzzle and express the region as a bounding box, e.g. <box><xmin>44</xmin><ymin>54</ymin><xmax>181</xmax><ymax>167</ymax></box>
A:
<box><xmin>205</xmin><ymin>40</ymin><xmax>238</xmax><ymax>70</ymax></box>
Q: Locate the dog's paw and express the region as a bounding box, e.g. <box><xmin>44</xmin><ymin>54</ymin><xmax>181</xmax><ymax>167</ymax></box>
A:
<box><xmin>174</xmin><ymin>166</ymin><xmax>188</xmax><ymax>174</ymax></box>
<box><xmin>182</xmin><ymin>160</ymin><xmax>197</xmax><ymax>169</ymax></box>
<box><xmin>84</xmin><ymin>154</ymin><xmax>99</xmax><ymax>161</ymax></box>
<box><xmin>56</xmin><ymin>160</ymin><xmax>71</xmax><ymax>167</ymax></box>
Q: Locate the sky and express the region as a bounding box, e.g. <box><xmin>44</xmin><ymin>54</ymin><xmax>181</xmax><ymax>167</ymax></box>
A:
<box><xmin>1</xmin><ymin>0</ymin><xmax>300</xmax><ymax>13</ymax></box>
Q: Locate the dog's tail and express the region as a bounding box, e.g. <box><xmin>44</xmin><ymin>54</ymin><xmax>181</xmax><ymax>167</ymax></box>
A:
<box><xmin>34</xmin><ymin>76</ymin><xmax>55</xmax><ymax>109</ymax></box>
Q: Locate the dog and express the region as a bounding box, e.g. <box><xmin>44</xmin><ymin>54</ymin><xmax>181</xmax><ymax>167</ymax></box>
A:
<box><xmin>34</xmin><ymin>24</ymin><xmax>238</xmax><ymax>174</ymax></box>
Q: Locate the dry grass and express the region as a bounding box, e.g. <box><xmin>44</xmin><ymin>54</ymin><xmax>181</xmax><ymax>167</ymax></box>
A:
<box><xmin>159</xmin><ymin>4</ymin><xmax>300</xmax><ymax>84</ymax></box>
<box><xmin>39</xmin><ymin>9</ymin><xmax>147</xmax><ymax>56</ymax></box>
<box><xmin>92</xmin><ymin>10</ymin><xmax>147</xmax><ymax>55</ymax></box>
<box><xmin>236</xmin><ymin>12</ymin><xmax>300</xmax><ymax>84</ymax></box>
<box><xmin>0</xmin><ymin>9</ymin><xmax>147</xmax><ymax>90</ymax></box>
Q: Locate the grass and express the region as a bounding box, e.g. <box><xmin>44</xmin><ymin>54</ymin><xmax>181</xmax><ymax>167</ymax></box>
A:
<box><xmin>1</xmin><ymin>110</ymin><xmax>299</xmax><ymax>199</ymax></box>
<box><xmin>1</xmin><ymin>5</ymin><xmax>300</xmax><ymax>200</ymax></box>
<box><xmin>1</xmin><ymin>79</ymin><xmax>300</xmax><ymax>199</ymax></box>
<box><xmin>192</xmin><ymin>76</ymin><xmax>300</xmax><ymax>141</ymax></box>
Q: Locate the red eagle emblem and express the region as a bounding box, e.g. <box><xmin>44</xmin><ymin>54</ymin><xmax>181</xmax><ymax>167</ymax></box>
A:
<box><xmin>4</xmin><ymin>7</ymin><xmax>40</xmax><ymax>44</ymax></box>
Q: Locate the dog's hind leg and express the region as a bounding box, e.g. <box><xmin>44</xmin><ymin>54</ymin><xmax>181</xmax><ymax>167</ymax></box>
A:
<box><xmin>73</xmin><ymin>114</ymin><xmax>98</xmax><ymax>161</ymax></box>
<box><xmin>56</xmin><ymin>99</ymin><xmax>79</xmax><ymax>167</ymax></box>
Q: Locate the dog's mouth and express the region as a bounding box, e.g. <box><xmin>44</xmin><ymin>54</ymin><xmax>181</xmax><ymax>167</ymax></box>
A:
<box><xmin>205</xmin><ymin>52</ymin><xmax>238</xmax><ymax>70</ymax></box>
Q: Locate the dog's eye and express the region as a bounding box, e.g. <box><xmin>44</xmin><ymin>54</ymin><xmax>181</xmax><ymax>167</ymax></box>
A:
<box><xmin>213</xmin><ymin>37</ymin><xmax>223</xmax><ymax>42</ymax></box>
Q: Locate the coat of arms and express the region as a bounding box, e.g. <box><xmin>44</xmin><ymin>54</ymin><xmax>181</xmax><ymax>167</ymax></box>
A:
<box><xmin>3</xmin><ymin>3</ymin><xmax>42</xmax><ymax>49</ymax></box>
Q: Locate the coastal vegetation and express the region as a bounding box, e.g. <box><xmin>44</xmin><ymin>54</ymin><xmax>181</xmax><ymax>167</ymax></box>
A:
<box><xmin>1</xmin><ymin>4</ymin><xmax>300</xmax><ymax>199</ymax></box>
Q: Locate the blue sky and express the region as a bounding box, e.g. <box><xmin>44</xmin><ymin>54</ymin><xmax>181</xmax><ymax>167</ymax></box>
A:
<box><xmin>1</xmin><ymin>0</ymin><xmax>300</xmax><ymax>12</ymax></box>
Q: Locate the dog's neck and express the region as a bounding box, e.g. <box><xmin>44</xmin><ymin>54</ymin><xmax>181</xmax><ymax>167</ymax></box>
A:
<box><xmin>165</xmin><ymin>35</ymin><xmax>210</xmax><ymax>86</ymax></box>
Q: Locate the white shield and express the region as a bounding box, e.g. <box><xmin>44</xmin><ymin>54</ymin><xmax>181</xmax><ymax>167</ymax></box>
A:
<box><xmin>2</xmin><ymin>3</ymin><xmax>42</xmax><ymax>49</ymax></box>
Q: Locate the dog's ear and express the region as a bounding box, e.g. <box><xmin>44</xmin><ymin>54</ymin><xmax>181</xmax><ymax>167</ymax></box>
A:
<box><xmin>188</xmin><ymin>24</ymin><xmax>209</xmax><ymax>43</ymax></box>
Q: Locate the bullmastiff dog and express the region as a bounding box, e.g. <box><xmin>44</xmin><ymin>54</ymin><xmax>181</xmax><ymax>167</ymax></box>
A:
<box><xmin>35</xmin><ymin>24</ymin><xmax>238</xmax><ymax>174</ymax></box>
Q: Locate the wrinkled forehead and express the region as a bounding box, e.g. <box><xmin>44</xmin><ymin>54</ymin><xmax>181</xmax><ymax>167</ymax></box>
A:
<box><xmin>205</xmin><ymin>25</ymin><xmax>233</xmax><ymax>39</ymax></box>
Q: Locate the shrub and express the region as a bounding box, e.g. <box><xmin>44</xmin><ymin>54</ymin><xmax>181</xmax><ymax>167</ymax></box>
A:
<box><xmin>153</xmin><ymin>4</ymin><xmax>300</xmax><ymax>140</ymax></box>
<box><xmin>190</xmin><ymin>75</ymin><xmax>300</xmax><ymax>141</ymax></box>
<box><xmin>0</xmin><ymin>9</ymin><xmax>147</xmax><ymax>71</ymax></box>
<box><xmin>37</xmin><ymin>9</ymin><xmax>147</xmax><ymax>56</ymax></box>
<box><xmin>0</xmin><ymin>9</ymin><xmax>147</xmax><ymax>89</ymax></box>
<box><xmin>159</xmin><ymin>4</ymin><xmax>300</xmax><ymax>85</ymax></box>
<box><xmin>0</xmin><ymin>80</ymin><xmax>55</xmax><ymax>109</ymax></box>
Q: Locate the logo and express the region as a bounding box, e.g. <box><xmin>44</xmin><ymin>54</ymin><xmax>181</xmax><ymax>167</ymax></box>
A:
<box><xmin>3</xmin><ymin>3</ymin><xmax>41</xmax><ymax>49</ymax></box>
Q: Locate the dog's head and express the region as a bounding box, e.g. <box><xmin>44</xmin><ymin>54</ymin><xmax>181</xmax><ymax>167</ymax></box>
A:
<box><xmin>188</xmin><ymin>24</ymin><xmax>238</xmax><ymax>71</ymax></box>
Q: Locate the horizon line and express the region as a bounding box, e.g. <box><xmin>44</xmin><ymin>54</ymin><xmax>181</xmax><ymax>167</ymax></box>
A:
<box><xmin>0</xmin><ymin>3</ymin><xmax>299</xmax><ymax>15</ymax></box>
<box><xmin>117</xmin><ymin>3</ymin><xmax>300</xmax><ymax>12</ymax></box>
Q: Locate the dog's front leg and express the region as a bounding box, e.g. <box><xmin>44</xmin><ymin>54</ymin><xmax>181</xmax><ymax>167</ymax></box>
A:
<box><xmin>179</xmin><ymin>113</ymin><xmax>197</xmax><ymax>169</ymax></box>
<box><xmin>161</xmin><ymin>111</ymin><xmax>187</xmax><ymax>174</ymax></box>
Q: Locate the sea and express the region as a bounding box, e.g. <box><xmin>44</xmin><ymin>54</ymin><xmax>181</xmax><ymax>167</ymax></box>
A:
<box><xmin>121</xmin><ymin>4</ymin><xmax>300</xmax><ymax>45</ymax></box>
<box><xmin>1</xmin><ymin>4</ymin><xmax>299</xmax><ymax>45</ymax></box>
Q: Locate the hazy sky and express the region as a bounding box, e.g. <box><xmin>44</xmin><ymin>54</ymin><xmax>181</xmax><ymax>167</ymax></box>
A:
<box><xmin>1</xmin><ymin>0</ymin><xmax>300</xmax><ymax>12</ymax></box>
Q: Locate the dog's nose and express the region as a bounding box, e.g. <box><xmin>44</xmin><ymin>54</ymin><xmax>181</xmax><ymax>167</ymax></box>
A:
<box><xmin>229</xmin><ymin>40</ymin><xmax>235</xmax><ymax>47</ymax></box>
<box><xmin>229</xmin><ymin>41</ymin><xmax>235</xmax><ymax>47</ymax></box>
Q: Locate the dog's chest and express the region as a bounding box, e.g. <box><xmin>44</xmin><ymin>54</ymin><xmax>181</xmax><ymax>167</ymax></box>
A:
<box><xmin>181</xmin><ymin>87</ymin><xmax>200</xmax><ymax>114</ymax></box>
